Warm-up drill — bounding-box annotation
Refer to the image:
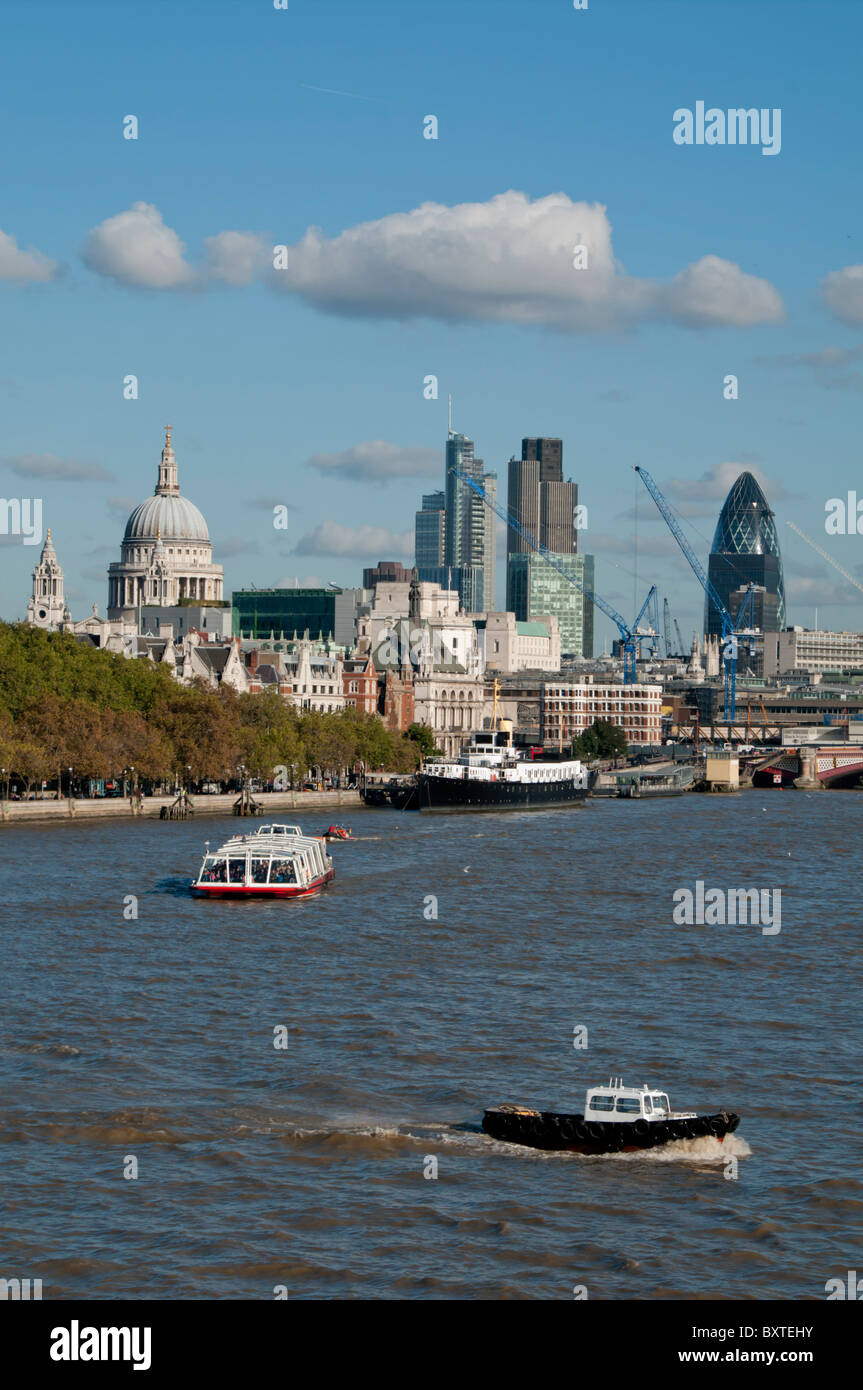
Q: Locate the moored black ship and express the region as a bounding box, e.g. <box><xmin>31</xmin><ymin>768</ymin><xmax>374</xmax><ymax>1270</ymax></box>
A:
<box><xmin>418</xmin><ymin>720</ymin><xmax>589</xmax><ymax>813</ymax></box>
<box><xmin>482</xmin><ymin>1078</ymin><xmax>740</xmax><ymax>1155</ymax></box>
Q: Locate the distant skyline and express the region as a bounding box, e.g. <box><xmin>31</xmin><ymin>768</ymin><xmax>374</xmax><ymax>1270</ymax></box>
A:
<box><xmin>3</xmin><ymin>0</ymin><xmax>863</xmax><ymax>648</ymax></box>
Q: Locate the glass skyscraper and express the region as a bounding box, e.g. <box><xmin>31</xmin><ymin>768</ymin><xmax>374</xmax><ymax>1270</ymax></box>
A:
<box><xmin>415</xmin><ymin>491</ymin><xmax>446</xmax><ymax>569</ymax></box>
<box><xmin>442</xmin><ymin>432</ymin><xmax>496</xmax><ymax>611</ymax></box>
<box><xmin>705</xmin><ymin>472</ymin><xmax>785</xmax><ymax>635</ymax></box>
<box><xmin>508</xmin><ymin>552</ymin><xmax>594</xmax><ymax>658</ymax></box>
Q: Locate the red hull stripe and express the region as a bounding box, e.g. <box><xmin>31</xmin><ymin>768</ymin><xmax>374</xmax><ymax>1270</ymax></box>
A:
<box><xmin>192</xmin><ymin>870</ymin><xmax>334</xmax><ymax>899</ymax></box>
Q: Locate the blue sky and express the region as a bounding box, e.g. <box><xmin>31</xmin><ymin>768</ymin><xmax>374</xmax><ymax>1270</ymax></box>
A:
<box><xmin>2</xmin><ymin>0</ymin><xmax>863</xmax><ymax>647</ymax></box>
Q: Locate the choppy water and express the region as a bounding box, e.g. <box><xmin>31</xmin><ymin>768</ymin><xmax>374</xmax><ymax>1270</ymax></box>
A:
<box><xmin>1</xmin><ymin>792</ymin><xmax>861</xmax><ymax>1299</ymax></box>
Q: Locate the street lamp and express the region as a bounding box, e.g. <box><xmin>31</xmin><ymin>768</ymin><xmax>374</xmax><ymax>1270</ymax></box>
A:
<box><xmin>68</xmin><ymin>766</ymin><xmax>73</xmax><ymax>800</ymax></box>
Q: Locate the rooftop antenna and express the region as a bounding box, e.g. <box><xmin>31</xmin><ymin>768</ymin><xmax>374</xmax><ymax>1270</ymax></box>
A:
<box><xmin>448</xmin><ymin>394</ymin><xmax>453</xmax><ymax>438</ymax></box>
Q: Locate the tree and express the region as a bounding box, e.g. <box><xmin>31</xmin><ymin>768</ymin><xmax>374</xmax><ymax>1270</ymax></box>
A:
<box><xmin>406</xmin><ymin>723</ymin><xmax>439</xmax><ymax>759</ymax></box>
<box><xmin>572</xmin><ymin>719</ymin><xmax>627</xmax><ymax>760</ymax></box>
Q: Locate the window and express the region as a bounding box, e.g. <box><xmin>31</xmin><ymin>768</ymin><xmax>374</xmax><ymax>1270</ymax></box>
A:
<box><xmin>269</xmin><ymin>859</ymin><xmax>297</xmax><ymax>884</ymax></box>
<box><xmin>616</xmin><ymin>1097</ymin><xmax>641</xmax><ymax>1113</ymax></box>
<box><xmin>590</xmin><ymin>1095</ymin><xmax>615</xmax><ymax>1112</ymax></box>
<box><xmin>201</xmin><ymin>856</ymin><xmax>226</xmax><ymax>883</ymax></box>
<box><xmin>228</xmin><ymin>858</ymin><xmax>245</xmax><ymax>884</ymax></box>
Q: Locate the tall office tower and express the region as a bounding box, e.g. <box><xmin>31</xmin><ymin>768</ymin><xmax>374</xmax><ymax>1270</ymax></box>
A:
<box><xmin>415</xmin><ymin>491</ymin><xmax>446</xmax><ymax>569</ymax></box>
<box><xmin>706</xmin><ymin>472</ymin><xmax>785</xmax><ymax>637</ymax></box>
<box><xmin>506</xmin><ymin>438</ymin><xmax>587</xmax><ymax>654</ymax></box>
<box><xmin>522</xmin><ymin>436</ymin><xmax>563</xmax><ymax>481</ymax></box>
<box><xmin>510</xmin><ymin>438</ymin><xmax>578</xmax><ymax>555</ymax></box>
<box><xmin>444</xmin><ymin>430</ymin><xmax>496</xmax><ymax>610</ymax></box>
<box><xmin>508</xmin><ymin>552</ymin><xmax>594</xmax><ymax>658</ymax></box>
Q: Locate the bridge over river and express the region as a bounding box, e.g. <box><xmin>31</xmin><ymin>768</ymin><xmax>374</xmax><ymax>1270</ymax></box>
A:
<box><xmin>746</xmin><ymin>745</ymin><xmax>863</xmax><ymax>789</ymax></box>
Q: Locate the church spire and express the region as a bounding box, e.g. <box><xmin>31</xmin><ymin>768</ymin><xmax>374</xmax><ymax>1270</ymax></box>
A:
<box><xmin>156</xmin><ymin>424</ymin><xmax>180</xmax><ymax>497</ymax></box>
<box><xmin>27</xmin><ymin>526</ymin><xmax>66</xmax><ymax>630</ymax></box>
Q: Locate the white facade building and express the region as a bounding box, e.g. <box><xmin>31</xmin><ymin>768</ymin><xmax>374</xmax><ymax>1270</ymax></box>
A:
<box><xmin>479</xmin><ymin>612</ymin><xmax>561</xmax><ymax>673</ymax></box>
<box><xmin>773</xmin><ymin>626</ymin><xmax>863</xmax><ymax>677</ymax></box>
<box><xmin>108</xmin><ymin>427</ymin><xmax>224</xmax><ymax>620</ymax></box>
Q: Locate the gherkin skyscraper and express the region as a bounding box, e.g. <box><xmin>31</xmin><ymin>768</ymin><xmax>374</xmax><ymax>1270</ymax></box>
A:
<box><xmin>705</xmin><ymin>472</ymin><xmax>785</xmax><ymax>635</ymax></box>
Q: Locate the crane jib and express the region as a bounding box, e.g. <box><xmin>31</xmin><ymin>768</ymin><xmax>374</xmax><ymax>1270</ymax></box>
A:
<box><xmin>449</xmin><ymin>465</ymin><xmax>658</xmax><ymax>679</ymax></box>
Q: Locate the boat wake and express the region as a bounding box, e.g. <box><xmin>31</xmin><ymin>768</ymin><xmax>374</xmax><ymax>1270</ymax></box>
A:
<box><xmin>479</xmin><ymin>1131</ymin><xmax>752</xmax><ymax>1164</ymax></box>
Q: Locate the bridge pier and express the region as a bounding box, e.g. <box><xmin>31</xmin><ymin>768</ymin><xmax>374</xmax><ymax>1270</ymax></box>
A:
<box><xmin>794</xmin><ymin>748</ymin><xmax>824</xmax><ymax>789</ymax></box>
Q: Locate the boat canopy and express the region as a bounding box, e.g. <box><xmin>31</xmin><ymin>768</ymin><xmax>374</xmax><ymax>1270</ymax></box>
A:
<box><xmin>584</xmin><ymin>1078</ymin><xmax>680</xmax><ymax>1123</ymax></box>
<box><xmin>195</xmin><ymin>825</ymin><xmax>331</xmax><ymax>889</ymax></box>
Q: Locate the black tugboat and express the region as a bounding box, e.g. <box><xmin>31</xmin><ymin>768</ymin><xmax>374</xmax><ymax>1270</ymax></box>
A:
<box><xmin>482</xmin><ymin>1078</ymin><xmax>740</xmax><ymax>1155</ymax></box>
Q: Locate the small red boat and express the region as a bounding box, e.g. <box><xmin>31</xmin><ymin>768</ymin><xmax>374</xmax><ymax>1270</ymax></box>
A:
<box><xmin>322</xmin><ymin>824</ymin><xmax>353</xmax><ymax>841</ymax></box>
<box><xmin>191</xmin><ymin>824</ymin><xmax>334</xmax><ymax>899</ymax></box>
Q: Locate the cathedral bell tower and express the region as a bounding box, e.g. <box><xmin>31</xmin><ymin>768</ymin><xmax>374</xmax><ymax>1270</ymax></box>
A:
<box><xmin>26</xmin><ymin>529</ymin><xmax>71</xmax><ymax>630</ymax></box>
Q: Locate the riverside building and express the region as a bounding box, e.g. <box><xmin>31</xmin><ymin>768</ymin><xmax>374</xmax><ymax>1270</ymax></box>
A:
<box><xmin>540</xmin><ymin>678</ymin><xmax>663</xmax><ymax>747</ymax></box>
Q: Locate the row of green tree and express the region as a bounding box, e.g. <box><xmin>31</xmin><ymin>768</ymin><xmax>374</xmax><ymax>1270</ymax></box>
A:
<box><xmin>0</xmin><ymin>623</ymin><xmax>427</xmax><ymax>794</ymax></box>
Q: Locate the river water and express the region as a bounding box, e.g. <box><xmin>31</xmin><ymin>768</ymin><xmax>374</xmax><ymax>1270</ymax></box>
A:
<box><xmin>1</xmin><ymin>793</ymin><xmax>860</xmax><ymax>1300</ymax></box>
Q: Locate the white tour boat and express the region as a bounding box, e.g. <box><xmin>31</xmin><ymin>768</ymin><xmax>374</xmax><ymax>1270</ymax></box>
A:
<box><xmin>191</xmin><ymin>824</ymin><xmax>334</xmax><ymax>899</ymax></box>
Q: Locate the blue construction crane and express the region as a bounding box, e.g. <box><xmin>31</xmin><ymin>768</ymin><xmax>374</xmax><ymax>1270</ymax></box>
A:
<box><xmin>634</xmin><ymin>466</ymin><xmax>757</xmax><ymax>720</ymax></box>
<box><xmin>450</xmin><ymin>466</ymin><xmax>657</xmax><ymax>683</ymax></box>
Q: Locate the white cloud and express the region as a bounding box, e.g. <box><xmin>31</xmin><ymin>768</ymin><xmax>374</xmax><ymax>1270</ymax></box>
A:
<box><xmin>821</xmin><ymin>264</ymin><xmax>863</xmax><ymax>327</ymax></box>
<box><xmin>658</xmin><ymin>255</ymin><xmax>784</xmax><ymax>328</ymax></box>
<box><xmin>306</xmin><ymin>440</ymin><xmax>439</xmax><ymax>483</ymax></box>
<box><xmin>81</xmin><ymin>193</ymin><xmax>784</xmax><ymax>330</ymax></box>
<box><xmin>204</xmin><ymin>230</ymin><xmax>270</xmax><ymax>287</ymax></box>
<box><xmin>272</xmin><ymin>191</ymin><xmax>783</xmax><ymax>330</ymax></box>
<box><xmin>82</xmin><ymin>202</ymin><xmax>195</xmax><ymax>289</ymax></box>
<box><xmin>0</xmin><ymin>228</ymin><xmax>58</xmax><ymax>283</ymax></box>
<box><xmin>294</xmin><ymin>521</ymin><xmax>413</xmax><ymax>557</ymax></box>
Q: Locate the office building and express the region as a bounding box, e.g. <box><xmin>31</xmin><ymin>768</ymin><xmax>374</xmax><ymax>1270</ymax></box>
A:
<box><xmin>706</xmin><ymin>472</ymin><xmax>785</xmax><ymax>636</ymax></box>
<box><xmin>508</xmin><ymin>551</ymin><xmax>594</xmax><ymax>658</ymax></box>
<box><xmin>443</xmin><ymin>431</ymin><xmax>496</xmax><ymax>611</ymax></box>
<box><xmin>415</xmin><ymin>492</ymin><xmax>446</xmax><ymax>570</ymax></box>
